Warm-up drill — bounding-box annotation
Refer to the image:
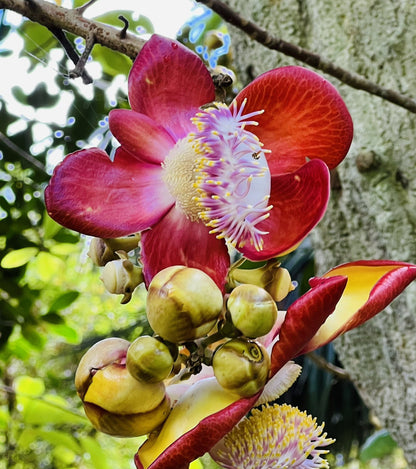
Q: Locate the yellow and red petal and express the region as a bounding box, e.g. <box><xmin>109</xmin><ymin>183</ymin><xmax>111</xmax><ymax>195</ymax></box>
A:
<box><xmin>270</xmin><ymin>275</ymin><xmax>348</xmax><ymax>375</ymax></box>
<box><xmin>239</xmin><ymin>159</ymin><xmax>330</xmax><ymax>260</ymax></box>
<box><xmin>128</xmin><ymin>35</ymin><xmax>215</xmax><ymax>140</ymax></box>
<box><xmin>134</xmin><ymin>378</ymin><xmax>259</xmax><ymax>469</ymax></box>
<box><xmin>300</xmin><ymin>260</ymin><xmax>416</xmax><ymax>354</ymax></box>
<box><xmin>234</xmin><ymin>66</ymin><xmax>353</xmax><ymax>175</ymax></box>
<box><xmin>45</xmin><ymin>147</ymin><xmax>174</xmax><ymax>238</ymax></box>
<box><xmin>140</xmin><ymin>206</ymin><xmax>230</xmax><ymax>290</ymax></box>
<box><xmin>109</xmin><ymin>110</ymin><xmax>176</xmax><ymax>164</ymax></box>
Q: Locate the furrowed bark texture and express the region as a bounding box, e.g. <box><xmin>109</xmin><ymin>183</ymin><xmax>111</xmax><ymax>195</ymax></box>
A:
<box><xmin>226</xmin><ymin>0</ymin><xmax>416</xmax><ymax>465</ymax></box>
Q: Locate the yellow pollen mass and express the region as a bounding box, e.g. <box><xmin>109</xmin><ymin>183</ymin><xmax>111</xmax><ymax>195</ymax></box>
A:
<box><xmin>162</xmin><ymin>138</ymin><xmax>205</xmax><ymax>221</ymax></box>
<box><xmin>212</xmin><ymin>404</ymin><xmax>335</xmax><ymax>469</ymax></box>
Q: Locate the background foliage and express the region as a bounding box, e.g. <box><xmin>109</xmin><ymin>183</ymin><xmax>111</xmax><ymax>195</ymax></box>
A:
<box><xmin>0</xmin><ymin>1</ymin><xmax>409</xmax><ymax>467</ymax></box>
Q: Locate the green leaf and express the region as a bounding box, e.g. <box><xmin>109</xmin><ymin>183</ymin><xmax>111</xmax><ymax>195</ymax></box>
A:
<box><xmin>41</xmin><ymin>312</ymin><xmax>65</xmax><ymax>324</ymax></box>
<box><xmin>52</xmin><ymin>445</ymin><xmax>77</xmax><ymax>464</ymax></box>
<box><xmin>360</xmin><ymin>429</ymin><xmax>398</xmax><ymax>462</ymax></box>
<box><xmin>11</xmin><ymin>86</ymin><xmax>28</xmax><ymax>105</ymax></box>
<box><xmin>47</xmin><ymin>323</ymin><xmax>79</xmax><ymax>343</ymax></box>
<box><xmin>93</xmin><ymin>45</ymin><xmax>132</xmax><ymax>77</ymax></box>
<box><xmin>80</xmin><ymin>436</ymin><xmax>112</xmax><ymax>469</ymax></box>
<box><xmin>42</xmin><ymin>213</ymin><xmax>63</xmax><ymax>240</ymax></box>
<box><xmin>34</xmin><ymin>251</ymin><xmax>66</xmax><ymax>282</ymax></box>
<box><xmin>49</xmin><ymin>291</ymin><xmax>80</xmax><ymax>312</ymax></box>
<box><xmin>18</xmin><ymin>393</ymin><xmax>86</xmax><ymax>426</ymax></box>
<box><xmin>20</xmin><ymin>21</ymin><xmax>57</xmax><ymax>67</ymax></box>
<box><xmin>1</xmin><ymin>247</ymin><xmax>39</xmax><ymax>268</ymax></box>
<box><xmin>0</xmin><ymin>24</ymin><xmax>11</xmax><ymax>41</ymax></box>
<box><xmin>15</xmin><ymin>376</ymin><xmax>45</xmax><ymax>397</ymax></box>
<box><xmin>49</xmin><ymin>242</ymin><xmax>80</xmax><ymax>255</ymax></box>
<box><xmin>0</xmin><ymin>407</ymin><xmax>10</xmax><ymax>430</ymax></box>
<box><xmin>26</xmin><ymin>83</ymin><xmax>60</xmax><ymax>108</ymax></box>
<box><xmin>21</xmin><ymin>325</ymin><xmax>46</xmax><ymax>350</ymax></box>
<box><xmin>39</xmin><ymin>430</ymin><xmax>81</xmax><ymax>453</ymax></box>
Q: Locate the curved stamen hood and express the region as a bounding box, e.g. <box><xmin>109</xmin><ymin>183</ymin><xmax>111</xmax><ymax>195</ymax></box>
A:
<box><xmin>162</xmin><ymin>99</ymin><xmax>272</xmax><ymax>252</ymax></box>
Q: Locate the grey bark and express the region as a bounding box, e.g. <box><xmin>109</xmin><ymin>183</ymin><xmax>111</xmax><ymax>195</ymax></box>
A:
<box><xmin>226</xmin><ymin>0</ymin><xmax>416</xmax><ymax>466</ymax></box>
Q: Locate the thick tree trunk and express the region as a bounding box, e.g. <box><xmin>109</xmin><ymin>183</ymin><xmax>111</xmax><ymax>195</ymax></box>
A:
<box><xmin>226</xmin><ymin>0</ymin><xmax>416</xmax><ymax>466</ymax></box>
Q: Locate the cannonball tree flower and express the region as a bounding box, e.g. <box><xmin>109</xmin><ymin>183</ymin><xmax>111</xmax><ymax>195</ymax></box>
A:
<box><xmin>134</xmin><ymin>260</ymin><xmax>416</xmax><ymax>469</ymax></box>
<box><xmin>45</xmin><ymin>34</ymin><xmax>353</xmax><ymax>289</ymax></box>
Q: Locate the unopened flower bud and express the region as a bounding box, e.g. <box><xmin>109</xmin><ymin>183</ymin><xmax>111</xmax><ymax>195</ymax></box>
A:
<box><xmin>230</xmin><ymin>260</ymin><xmax>295</xmax><ymax>303</ymax></box>
<box><xmin>146</xmin><ymin>266</ymin><xmax>223</xmax><ymax>343</ymax></box>
<box><xmin>212</xmin><ymin>338</ymin><xmax>270</xmax><ymax>397</ymax></box>
<box><xmin>126</xmin><ymin>336</ymin><xmax>175</xmax><ymax>383</ymax></box>
<box><xmin>266</xmin><ymin>267</ymin><xmax>295</xmax><ymax>302</ymax></box>
<box><xmin>227</xmin><ymin>284</ymin><xmax>277</xmax><ymax>338</ymax></box>
<box><xmin>75</xmin><ymin>338</ymin><xmax>170</xmax><ymax>437</ymax></box>
<box><xmin>88</xmin><ymin>235</ymin><xmax>141</xmax><ymax>267</ymax></box>
<box><xmin>82</xmin><ymin>396</ymin><xmax>171</xmax><ymax>438</ymax></box>
<box><xmin>100</xmin><ymin>251</ymin><xmax>144</xmax><ymax>303</ymax></box>
<box><xmin>88</xmin><ymin>238</ymin><xmax>119</xmax><ymax>266</ymax></box>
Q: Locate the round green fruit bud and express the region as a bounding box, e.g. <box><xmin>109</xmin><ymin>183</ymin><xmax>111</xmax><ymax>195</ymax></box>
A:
<box><xmin>146</xmin><ymin>266</ymin><xmax>223</xmax><ymax>343</ymax></box>
<box><xmin>126</xmin><ymin>336</ymin><xmax>174</xmax><ymax>383</ymax></box>
<box><xmin>227</xmin><ymin>284</ymin><xmax>278</xmax><ymax>338</ymax></box>
<box><xmin>212</xmin><ymin>338</ymin><xmax>270</xmax><ymax>397</ymax></box>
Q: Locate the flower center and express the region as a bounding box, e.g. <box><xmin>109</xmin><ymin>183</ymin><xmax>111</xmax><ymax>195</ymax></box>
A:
<box><xmin>162</xmin><ymin>100</ymin><xmax>272</xmax><ymax>251</ymax></box>
<box><xmin>162</xmin><ymin>138</ymin><xmax>202</xmax><ymax>222</ymax></box>
<box><xmin>212</xmin><ymin>403</ymin><xmax>334</xmax><ymax>469</ymax></box>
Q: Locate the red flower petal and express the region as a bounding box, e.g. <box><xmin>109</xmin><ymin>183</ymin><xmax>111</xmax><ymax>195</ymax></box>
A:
<box><xmin>270</xmin><ymin>275</ymin><xmax>348</xmax><ymax>375</ymax></box>
<box><xmin>128</xmin><ymin>35</ymin><xmax>215</xmax><ymax>140</ymax></box>
<box><xmin>300</xmin><ymin>260</ymin><xmax>416</xmax><ymax>354</ymax></box>
<box><xmin>134</xmin><ymin>379</ymin><xmax>259</xmax><ymax>469</ymax></box>
<box><xmin>45</xmin><ymin>147</ymin><xmax>174</xmax><ymax>238</ymax></box>
<box><xmin>140</xmin><ymin>206</ymin><xmax>230</xmax><ymax>290</ymax></box>
<box><xmin>239</xmin><ymin>159</ymin><xmax>330</xmax><ymax>260</ymax></box>
<box><xmin>109</xmin><ymin>110</ymin><xmax>175</xmax><ymax>164</ymax></box>
<box><xmin>234</xmin><ymin>66</ymin><xmax>353</xmax><ymax>174</ymax></box>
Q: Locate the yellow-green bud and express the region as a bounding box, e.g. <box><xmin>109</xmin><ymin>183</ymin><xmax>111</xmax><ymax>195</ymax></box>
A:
<box><xmin>100</xmin><ymin>251</ymin><xmax>144</xmax><ymax>304</ymax></box>
<box><xmin>88</xmin><ymin>235</ymin><xmax>141</xmax><ymax>267</ymax></box>
<box><xmin>126</xmin><ymin>336</ymin><xmax>174</xmax><ymax>383</ymax></box>
<box><xmin>212</xmin><ymin>338</ymin><xmax>270</xmax><ymax>397</ymax></box>
<box><xmin>229</xmin><ymin>260</ymin><xmax>295</xmax><ymax>303</ymax></box>
<box><xmin>75</xmin><ymin>338</ymin><xmax>170</xmax><ymax>437</ymax></box>
<box><xmin>227</xmin><ymin>284</ymin><xmax>278</xmax><ymax>338</ymax></box>
<box><xmin>88</xmin><ymin>238</ymin><xmax>119</xmax><ymax>266</ymax></box>
<box><xmin>265</xmin><ymin>266</ymin><xmax>294</xmax><ymax>302</ymax></box>
<box><xmin>146</xmin><ymin>266</ymin><xmax>223</xmax><ymax>343</ymax></box>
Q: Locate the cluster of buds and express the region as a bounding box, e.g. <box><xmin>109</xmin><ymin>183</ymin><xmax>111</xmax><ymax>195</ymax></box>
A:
<box><xmin>87</xmin><ymin>235</ymin><xmax>143</xmax><ymax>304</ymax></box>
<box><xmin>75</xmin><ymin>264</ymin><xmax>294</xmax><ymax>436</ymax></box>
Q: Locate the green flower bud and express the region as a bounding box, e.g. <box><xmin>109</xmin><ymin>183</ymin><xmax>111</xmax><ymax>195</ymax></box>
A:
<box><xmin>146</xmin><ymin>266</ymin><xmax>223</xmax><ymax>343</ymax></box>
<box><xmin>75</xmin><ymin>338</ymin><xmax>171</xmax><ymax>437</ymax></box>
<box><xmin>229</xmin><ymin>259</ymin><xmax>295</xmax><ymax>302</ymax></box>
<box><xmin>100</xmin><ymin>251</ymin><xmax>144</xmax><ymax>304</ymax></box>
<box><xmin>212</xmin><ymin>338</ymin><xmax>270</xmax><ymax>397</ymax></box>
<box><xmin>227</xmin><ymin>284</ymin><xmax>278</xmax><ymax>338</ymax></box>
<box><xmin>126</xmin><ymin>336</ymin><xmax>175</xmax><ymax>383</ymax></box>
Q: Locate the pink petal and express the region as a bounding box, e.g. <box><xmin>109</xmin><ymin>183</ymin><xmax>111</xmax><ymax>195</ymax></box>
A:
<box><xmin>45</xmin><ymin>147</ymin><xmax>174</xmax><ymax>238</ymax></box>
<box><xmin>234</xmin><ymin>66</ymin><xmax>353</xmax><ymax>174</ymax></box>
<box><xmin>300</xmin><ymin>260</ymin><xmax>416</xmax><ymax>354</ymax></box>
<box><xmin>128</xmin><ymin>35</ymin><xmax>215</xmax><ymax>140</ymax></box>
<box><xmin>270</xmin><ymin>275</ymin><xmax>348</xmax><ymax>376</ymax></box>
<box><xmin>239</xmin><ymin>159</ymin><xmax>330</xmax><ymax>260</ymax></box>
<box><xmin>134</xmin><ymin>380</ymin><xmax>259</xmax><ymax>469</ymax></box>
<box><xmin>109</xmin><ymin>110</ymin><xmax>176</xmax><ymax>164</ymax></box>
<box><xmin>140</xmin><ymin>206</ymin><xmax>230</xmax><ymax>290</ymax></box>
